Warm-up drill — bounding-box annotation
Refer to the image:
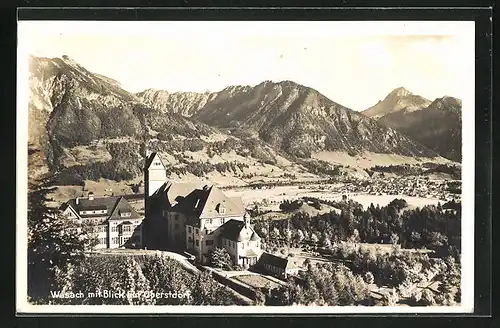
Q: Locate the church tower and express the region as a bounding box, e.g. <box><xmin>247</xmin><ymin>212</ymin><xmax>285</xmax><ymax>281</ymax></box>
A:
<box><xmin>144</xmin><ymin>152</ymin><xmax>167</xmax><ymax>198</ymax></box>
<box><xmin>143</xmin><ymin>152</ymin><xmax>167</xmax><ymax>249</ymax></box>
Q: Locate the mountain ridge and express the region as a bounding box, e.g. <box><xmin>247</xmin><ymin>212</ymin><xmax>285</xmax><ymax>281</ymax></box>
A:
<box><xmin>27</xmin><ymin>55</ymin><xmax>446</xmax><ymax>185</ymax></box>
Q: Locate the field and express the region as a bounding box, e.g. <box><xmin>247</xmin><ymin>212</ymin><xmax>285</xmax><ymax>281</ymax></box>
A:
<box><xmin>311</xmin><ymin>151</ymin><xmax>454</xmax><ymax>169</ymax></box>
<box><xmin>225</xmin><ymin>184</ymin><xmax>443</xmax><ymax>209</ymax></box>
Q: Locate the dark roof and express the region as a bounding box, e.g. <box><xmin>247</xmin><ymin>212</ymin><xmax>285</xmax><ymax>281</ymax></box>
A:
<box><xmin>81</xmin><ymin>204</ymin><xmax>107</xmax><ymax>211</ymax></box>
<box><xmin>250</xmin><ymin>232</ymin><xmax>261</xmax><ymax>241</ymax></box>
<box><xmin>122</xmin><ymin>194</ymin><xmax>144</xmax><ymax>200</ymax></box>
<box><xmin>258</xmin><ymin>252</ymin><xmax>293</xmax><ymax>270</ymax></box>
<box><xmin>219</xmin><ymin>219</ymin><xmax>260</xmax><ymax>242</ymax></box>
<box><xmin>219</xmin><ymin>220</ymin><xmax>245</xmax><ymax>241</ymax></box>
<box><xmin>64</xmin><ymin>196</ymin><xmax>142</xmax><ymax>221</ymax></box>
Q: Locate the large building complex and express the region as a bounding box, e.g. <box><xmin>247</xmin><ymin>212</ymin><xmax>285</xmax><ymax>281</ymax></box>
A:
<box><xmin>143</xmin><ymin>152</ymin><xmax>263</xmax><ymax>268</ymax></box>
<box><xmin>60</xmin><ymin>192</ymin><xmax>143</xmax><ymax>249</ymax></box>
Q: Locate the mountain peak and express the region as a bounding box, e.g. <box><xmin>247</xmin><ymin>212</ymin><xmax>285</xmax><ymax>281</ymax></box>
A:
<box><xmin>362</xmin><ymin>87</ymin><xmax>429</xmax><ymax>119</ymax></box>
<box><xmin>388</xmin><ymin>87</ymin><xmax>412</xmax><ymax>98</ymax></box>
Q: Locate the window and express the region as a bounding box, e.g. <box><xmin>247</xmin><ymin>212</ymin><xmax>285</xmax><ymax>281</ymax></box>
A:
<box><xmin>188</xmin><ymin>237</ymin><xmax>193</xmax><ymax>243</ymax></box>
<box><xmin>188</xmin><ymin>226</ymin><xmax>192</xmax><ymax>233</ymax></box>
<box><xmin>219</xmin><ymin>207</ymin><xmax>226</xmax><ymax>214</ymax></box>
<box><xmin>99</xmin><ymin>237</ymin><xmax>107</xmax><ymax>245</ymax></box>
<box><xmin>111</xmin><ymin>226</ymin><xmax>117</xmax><ymax>232</ymax></box>
<box><xmin>221</xmin><ymin>218</ymin><xmax>226</xmax><ymax>224</ymax></box>
<box><xmin>112</xmin><ymin>237</ymin><xmax>119</xmax><ymax>244</ymax></box>
<box><xmin>174</xmin><ymin>215</ymin><xmax>179</xmax><ymax>221</ymax></box>
<box><xmin>195</xmin><ymin>240</ymin><xmax>199</xmax><ymax>247</ymax></box>
<box><xmin>174</xmin><ymin>223</ymin><xmax>180</xmax><ymax>230</ymax></box>
<box><xmin>195</xmin><ymin>229</ymin><xmax>199</xmax><ymax>235</ymax></box>
<box><xmin>208</xmin><ymin>219</ymin><xmax>212</xmax><ymax>224</ymax></box>
<box><xmin>241</xmin><ymin>242</ymin><xmax>245</xmax><ymax>249</ymax></box>
<box><xmin>206</xmin><ymin>240</ymin><xmax>214</xmax><ymax>246</ymax></box>
<box><xmin>120</xmin><ymin>212</ymin><xmax>131</xmax><ymax>217</ymax></box>
<box><xmin>123</xmin><ymin>225</ymin><xmax>131</xmax><ymax>232</ymax></box>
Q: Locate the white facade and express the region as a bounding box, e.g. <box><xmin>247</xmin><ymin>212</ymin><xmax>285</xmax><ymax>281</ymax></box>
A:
<box><xmin>145</xmin><ymin>154</ymin><xmax>167</xmax><ymax>197</ymax></box>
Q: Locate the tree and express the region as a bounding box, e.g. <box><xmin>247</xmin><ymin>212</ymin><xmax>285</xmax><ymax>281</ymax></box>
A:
<box><xmin>210</xmin><ymin>247</ymin><xmax>232</xmax><ymax>270</ymax></box>
<box><xmin>28</xmin><ymin>174</ymin><xmax>94</xmax><ymax>303</ymax></box>
<box><xmin>190</xmin><ymin>271</ymin><xmax>241</xmax><ymax>305</ymax></box>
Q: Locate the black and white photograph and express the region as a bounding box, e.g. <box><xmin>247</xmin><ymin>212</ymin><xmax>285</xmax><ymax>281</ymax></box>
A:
<box><xmin>17</xmin><ymin>20</ymin><xmax>475</xmax><ymax>314</ymax></box>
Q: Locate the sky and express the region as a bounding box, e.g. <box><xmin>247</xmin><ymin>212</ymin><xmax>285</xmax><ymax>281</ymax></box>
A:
<box><xmin>18</xmin><ymin>21</ymin><xmax>475</xmax><ymax>111</ymax></box>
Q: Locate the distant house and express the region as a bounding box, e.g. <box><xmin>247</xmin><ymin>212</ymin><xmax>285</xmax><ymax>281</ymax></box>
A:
<box><xmin>60</xmin><ymin>192</ymin><xmax>143</xmax><ymax>249</ymax></box>
<box><xmin>256</xmin><ymin>252</ymin><xmax>301</xmax><ymax>279</ymax></box>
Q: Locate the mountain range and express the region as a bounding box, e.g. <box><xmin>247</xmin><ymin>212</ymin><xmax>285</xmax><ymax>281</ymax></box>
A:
<box><xmin>361</xmin><ymin>87</ymin><xmax>462</xmax><ymax>162</ymax></box>
<box><xmin>27</xmin><ymin>55</ymin><xmax>459</xmax><ymax>188</ymax></box>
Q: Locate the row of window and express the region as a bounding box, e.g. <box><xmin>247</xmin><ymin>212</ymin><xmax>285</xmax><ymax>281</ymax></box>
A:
<box><xmin>204</xmin><ymin>218</ymin><xmax>226</xmax><ymax>225</ymax></box>
<box><xmin>188</xmin><ymin>238</ymin><xmax>214</xmax><ymax>247</ymax></box>
<box><xmin>80</xmin><ymin>209</ymin><xmax>107</xmax><ymax>215</ymax></box>
<box><xmin>109</xmin><ymin>225</ymin><xmax>137</xmax><ymax>233</ymax></box>
<box><xmin>98</xmin><ymin>234</ymin><xmax>141</xmax><ymax>245</ymax></box>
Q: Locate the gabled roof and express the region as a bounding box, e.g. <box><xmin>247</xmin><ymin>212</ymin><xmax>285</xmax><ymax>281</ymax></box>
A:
<box><xmin>164</xmin><ymin>181</ymin><xmax>206</xmax><ymax>207</ymax></box>
<box><xmin>63</xmin><ymin>196</ymin><xmax>142</xmax><ymax>221</ymax></box>
<box><xmin>145</xmin><ymin>152</ymin><xmax>166</xmax><ymax>170</ymax></box>
<box><xmin>171</xmin><ymin>184</ymin><xmax>246</xmax><ymax>220</ymax></box>
<box><xmin>258</xmin><ymin>252</ymin><xmax>298</xmax><ymax>270</ymax></box>
<box><xmin>198</xmin><ymin>186</ymin><xmax>245</xmax><ymax>219</ymax></box>
<box><xmin>219</xmin><ymin>219</ymin><xmax>260</xmax><ymax>242</ymax></box>
<box><xmin>108</xmin><ymin>197</ymin><xmax>142</xmax><ymax>221</ymax></box>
